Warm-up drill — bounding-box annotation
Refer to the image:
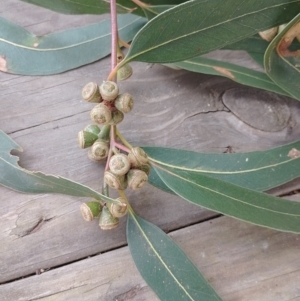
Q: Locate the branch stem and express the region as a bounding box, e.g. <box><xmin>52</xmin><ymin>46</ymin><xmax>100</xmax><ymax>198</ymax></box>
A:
<box><xmin>116</xmin><ymin>128</ymin><xmax>133</xmax><ymax>149</ymax></box>
<box><xmin>110</xmin><ymin>0</ymin><xmax>118</xmax><ymax>77</ymax></box>
<box><xmin>118</xmin><ymin>189</ymin><xmax>134</xmax><ymax>214</ymax></box>
<box><xmin>107</xmin><ymin>62</ymin><xmax>123</xmax><ymax>81</ymax></box>
<box><xmin>114</xmin><ymin>141</ymin><xmax>131</xmax><ymax>153</ymax></box>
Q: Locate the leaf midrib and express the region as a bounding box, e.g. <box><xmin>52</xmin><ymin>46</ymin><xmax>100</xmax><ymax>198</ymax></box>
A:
<box><xmin>0</xmin><ymin>156</ymin><xmax>118</xmax><ymax>204</ymax></box>
<box><xmin>149</xmin><ymin>155</ymin><xmax>295</xmax><ymax>174</ymax></box>
<box><xmin>0</xmin><ymin>17</ymin><xmax>143</xmax><ymax>52</ymax></box>
<box><xmin>129</xmin><ymin>212</ymin><xmax>197</xmax><ymax>301</ymax></box>
<box><xmin>126</xmin><ymin>1</ymin><xmax>298</xmax><ymax>61</ymax></box>
<box><xmin>153</xmin><ymin>163</ymin><xmax>300</xmax><ymax>217</ymax></box>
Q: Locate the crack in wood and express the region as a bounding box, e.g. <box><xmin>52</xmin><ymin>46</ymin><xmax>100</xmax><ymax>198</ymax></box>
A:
<box><xmin>7</xmin><ymin>110</ymin><xmax>90</xmax><ymax>135</ymax></box>
<box><xmin>18</xmin><ymin>217</ymin><xmax>53</xmax><ymax>237</ymax></box>
<box><xmin>113</xmin><ymin>285</ymin><xmax>142</xmax><ymax>301</ymax></box>
<box><xmin>27</xmin><ymin>285</ymin><xmax>86</xmax><ymax>301</ymax></box>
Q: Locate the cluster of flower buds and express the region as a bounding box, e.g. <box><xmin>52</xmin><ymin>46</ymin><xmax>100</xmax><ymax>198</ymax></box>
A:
<box><xmin>104</xmin><ymin>147</ymin><xmax>150</xmax><ymax>191</ymax></box>
<box><xmin>77</xmin><ymin>124</ymin><xmax>110</xmax><ymax>162</ymax></box>
<box><xmin>81</xmin><ymin>81</ymin><xmax>133</xmax><ymax>126</ymax></box>
<box><xmin>80</xmin><ymin>198</ymin><xmax>128</xmax><ymax>230</ymax></box>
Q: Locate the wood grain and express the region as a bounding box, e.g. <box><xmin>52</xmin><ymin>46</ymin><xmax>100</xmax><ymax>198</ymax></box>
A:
<box><xmin>0</xmin><ymin>195</ymin><xmax>299</xmax><ymax>301</ymax></box>
<box><xmin>0</xmin><ymin>1</ymin><xmax>300</xmax><ymax>298</ymax></box>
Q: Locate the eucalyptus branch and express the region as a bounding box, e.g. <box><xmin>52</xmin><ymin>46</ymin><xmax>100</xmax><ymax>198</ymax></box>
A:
<box><xmin>118</xmin><ymin>189</ymin><xmax>134</xmax><ymax>215</ymax></box>
<box><xmin>116</xmin><ymin>128</ymin><xmax>133</xmax><ymax>149</ymax></box>
<box><xmin>107</xmin><ymin>61</ymin><xmax>123</xmax><ymax>81</ymax></box>
<box><xmin>110</xmin><ymin>0</ymin><xmax>118</xmax><ymax>78</ymax></box>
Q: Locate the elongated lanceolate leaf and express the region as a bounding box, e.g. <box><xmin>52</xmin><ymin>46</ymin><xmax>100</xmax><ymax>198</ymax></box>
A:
<box><xmin>226</xmin><ymin>34</ymin><xmax>300</xmax><ymax>66</ymax></box>
<box><xmin>152</xmin><ymin>164</ymin><xmax>300</xmax><ymax>233</ymax></box>
<box><xmin>127</xmin><ymin>213</ymin><xmax>222</xmax><ymax>301</ymax></box>
<box><xmin>123</xmin><ymin>0</ymin><xmax>300</xmax><ymax>65</ymax></box>
<box><xmin>224</xmin><ymin>35</ymin><xmax>270</xmax><ymax>66</ymax></box>
<box><xmin>0</xmin><ymin>15</ymin><xmax>146</xmax><ymax>75</ymax></box>
<box><xmin>264</xmin><ymin>13</ymin><xmax>300</xmax><ymax>101</ymax></box>
<box><xmin>0</xmin><ymin>130</ymin><xmax>120</xmax><ymax>205</ymax></box>
<box><xmin>19</xmin><ymin>0</ymin><xmax>127</xmax><ymax>14</ymax></box>
<box><xmin>148</xmin><ymin>166</ymin><xmax>174</xmax><ymax>194</ymax></box>
<box><xmin>142</xmin><ymin>5</ymin><xmax>174</xmax><ymax>20</ymax></box>
<box><xmin>174</xmin><ymin>57</ymin><xmax>291</xmax><ymax>98</ymax></box>
<box><xmin>117</xmin><ymin>1</ymin><xmax>185</xmax><ymax>17</ymax></box>
<box><xmin>144</xmin><ymin>142</ymin><xmax>300</xmax><ymax>192</ymax></box>
<box><xmin>19</xmin><ymin>0</ymin><xmax>186</xmax><ymax>16</ymax></box>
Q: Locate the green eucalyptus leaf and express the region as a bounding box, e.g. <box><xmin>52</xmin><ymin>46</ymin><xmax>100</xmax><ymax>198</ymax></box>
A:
<box><xmin>141</xmin><ymin>0</ymin><xmax>187</xmax><ymax>4</ymax></box>
<box><xmin>19</xmin><ymin>0</ymin><xmax>127</xmax><ymax>14</ymax></box>
<box><xmin>0</xmin><ymin>15</ymin><xmax>146</xmax><ymax>75</ymax></box>
<box><xmin>152</xmin><ymin>164</ymin><xmax>300</xmax><ymax>233</ymax></box>
<box><xmin>120</xmin><ymin>0</ymin><xmax>188</xmax><ymax>17</ymax></box>
<box><xmin>225</xmin><ymin>33</ymin><xmax>300</xmax><ymax>66</ymax></box>
<box><xmin>264</xmin><ymin>13</ymin><xmax>300</xmax><ymax>101</ymax></box>
<box><xmin>144</xmin><ymin>141</ymin><xmax>300</xmax><ymax>192</ymax></box>
<box><xmin>127</xmin><ymin>212</ymin><xmax>222</xmax><ymax>301</ymax></box>
<box><xmin>0</xmin><ymin>130</ymin><xmax>120</xmax><ymax>205</ymax></box>
<box><xmin>142</xmin><ymin>5</ymin><xmax>174</xmax><ymax>20</ymax></box>
<box><xmin>224</xmin><ymin>35</ymin><xmax>270</xmax><ymax>66</ymax></box>
<box><xmin>116</xmin><ymin>1</ymin><xmax>180</xmax><ymax>17</ymax></box>
<box><xmin>148</xmin><ymin>166</ymin><xmax>174</xmax><ymax>194</ymax></box>
<box><xmin>174</xmin><ymin>57</ymin><xmax>291</xmax><ymax>98</ymax></box>
<box><xmin>123</xmin><ymin>0</ymin><xmax>300</xmax><ymax>64</ymax></box>
<box><xmin>19</xmin><ymin>0</ymin><xmax>186</xmax><ymax>16</ymax></box>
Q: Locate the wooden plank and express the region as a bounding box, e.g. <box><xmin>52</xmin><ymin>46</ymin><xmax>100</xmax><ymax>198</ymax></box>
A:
<box><xmin>0</xmin><ymin>173</ymin><xmax>216</xmax><ymax>283</ymax></box>
<box><xmin>1</xmin><ymin>0</ymin><xmax>300</xmax><ymax>285</ymax></box>
<box><xmin>1</xmin><ymin>195</ymin><xmax>299</xmax><ymax>301</ymax></box>
<box><xmin>1</xmin><ymin>61</ymin><xmax>299</xmax><ymax>282</ymax></box>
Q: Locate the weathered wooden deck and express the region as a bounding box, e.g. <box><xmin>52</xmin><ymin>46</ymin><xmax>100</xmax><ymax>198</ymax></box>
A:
<box><xmin>0</xmin><ymin>2</ymin><xmax>300</xmax><ymax>300</ymax></box>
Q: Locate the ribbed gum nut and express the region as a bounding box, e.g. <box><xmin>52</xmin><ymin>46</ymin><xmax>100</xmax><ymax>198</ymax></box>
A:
<box><xmin>109</xmin><ymin>154</ymin><xmax>130</xmax><ymax>176</ymax></box>
<box><xmin>117</xmin><ymin>64</ymin><xmax>133</xmax><ymax>81</ymax></box>
<box><xmin>137</xmin><ymin>163</ymin><xmax>151</xmax><ymax>176</ymax></box>
<box><xmin>78</xmin><ymin>130</ymin><xmax>98</xmax><ymax>149</ymax></box>
<box><xmin>109</xmin><ymin>109</ymin><xmax>124</xmax><ymax>125</ymax></box>
<box><xmin>80</xmin><ymin>201</ymin><xmax>102</xmax><ymax>221</ymax></box>
<box><xmin>99</xmin><ymin>206</ymin><xmax>119</xmax><ymax>230</ymax></box>
<box><xmin>99</xmin><ymin>81</ymin><xmax>119</xmax><ymax>102</ymax></box>
<box><xmin>88</xmin><ymin>139</ymin><xmax>109</xmax><ymax>161</ymax></box>
<box><xmin>107</xmin><ymin>197</ymin><xmax>128</xmax><ymax>218</ymax></box>
<box><xmin>104</xmin><ymin>170</ymin><xmax>128</xmax><ymax>190</ymax></box>
<box><xmin>90</xmin><ymin>103</ymin><xmax>112</xmax><ymax>125</ymax></box>
<box><xmin>82</xmin><ymin>82</ymin><xmax>102</xmax><ymax>103</ymax></box>
<box><xmin>128</xmin><ymin>147</ymin><xmax>149</xmax><ymax>167</ymax></box>
<box><xmin>84</xmin><ymin>124</ymin><xmax>101</xmax><ymax>136</ymax></box>
<box><xmin>127</xmin><ymin>169</ymin><xmax>148</xmax><ymax>190</ymax></box>
<box><xmin>114</xmin><ymin>93</ymin><xmax>134</xmax><ymax>114</ymax></box>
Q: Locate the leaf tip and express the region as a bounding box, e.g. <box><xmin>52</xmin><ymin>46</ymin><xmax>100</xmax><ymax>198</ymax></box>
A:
<box><xmin>0</xmin><ymin>55</ymin><xmax>8</xmax><ymax>72</ymax></box>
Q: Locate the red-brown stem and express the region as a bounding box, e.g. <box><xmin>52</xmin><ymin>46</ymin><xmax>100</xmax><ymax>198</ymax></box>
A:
<box><xmin>107</xmin><ymin>61</ymin><xmax>123</xmax><ymax>81</ymax></box>
<box><xmin>105</xmin><ymin>0</ymin><xmax>118</xmax><ymax>172</ymax></box>
<box><xmin>105</xmin><ymin>148</ymin><xmax>113</xmax><ymax>172</ymax></box>
<box><xmin>110</xmin><ymin>0</ymin><xmax>118</xmax><ymax>79</ymax></box>
<box><xmin>106</xmin><ymin>125</ymin><xmax>117</xmax><ymax>171</ymax></box>
<box><xmin>113</xmin><ymin>141</ymin><xmax>130</xmax><ymax>153</ymax></box>
<box><xmin>109</xmin><ymin>125</ymin><xmax>130</xmax><ymax>154</ymax></box>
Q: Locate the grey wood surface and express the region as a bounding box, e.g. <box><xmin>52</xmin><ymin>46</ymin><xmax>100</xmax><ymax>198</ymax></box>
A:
<box><xmin>0</xmin><ymin>1</ymin><xmax>300</xmax><ymax>300</ymax></box>
<box><xmin>1</xmin><ymin>195</ymin><xmax>299</xmax><ymax>301</ymax></box>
